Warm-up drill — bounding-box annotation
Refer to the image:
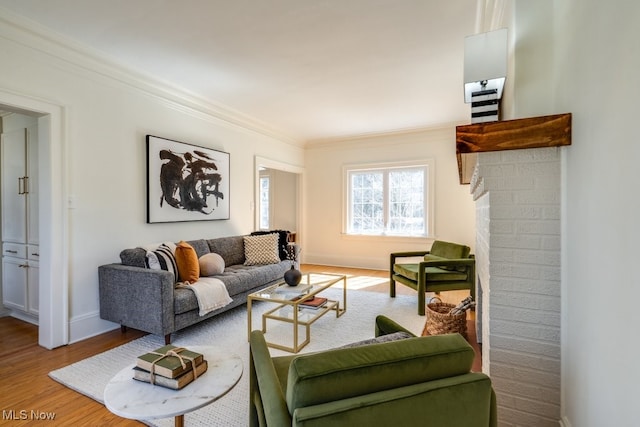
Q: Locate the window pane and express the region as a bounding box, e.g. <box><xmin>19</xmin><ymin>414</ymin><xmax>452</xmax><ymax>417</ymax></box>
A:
<box><xmin>388</xmin><ymin>169</ymin><xmax>424</xmax><ymax>235</ymax></box>
<box><xmin>259</xmin><ymin>176</ymin><xmax>270</xmax><ymax>229</ymax></box>
<box><xmin>350</xmin><ymin>172</ymin><xmax>383</xmax><ymax>233</ymax></box>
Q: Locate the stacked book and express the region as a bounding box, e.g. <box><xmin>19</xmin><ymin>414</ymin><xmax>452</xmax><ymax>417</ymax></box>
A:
<box><xmin>299</xmin><ymin>296</ymin><xmax>328</xmax><ymax>310</ymax></box>
<box><xmin>133</xmin><ymin>345</ymin><xmax>207</xmax><ymax>390</ymax></box>
<box><xmin>277</xmin><ymin>282</ymin><xmax>313</xmax><ymax>300</ymax></box>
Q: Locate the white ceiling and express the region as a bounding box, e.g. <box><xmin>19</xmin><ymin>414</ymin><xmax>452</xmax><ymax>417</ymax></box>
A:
<box><xmin>0</xmin><ymin>0</ymin><xmax>477</xmax><ymax>143</ymax></box>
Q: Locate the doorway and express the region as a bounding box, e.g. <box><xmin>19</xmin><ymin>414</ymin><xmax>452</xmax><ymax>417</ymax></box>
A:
<box><xmin>0</xmin><ymin>91</ymin><xmax>68</xmax><ymax>349</ymax></box>
<box><xmin>254</xmin><ymin>156</ymin><xmax>304</xmax><ymax>246</ymax></box>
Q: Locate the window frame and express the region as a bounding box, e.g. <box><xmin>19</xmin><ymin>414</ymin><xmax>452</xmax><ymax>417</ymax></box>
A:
<box><xmin>342</xmin><ymin>159</ymin><xmax>435</xmax><ymax>239</ymax></box>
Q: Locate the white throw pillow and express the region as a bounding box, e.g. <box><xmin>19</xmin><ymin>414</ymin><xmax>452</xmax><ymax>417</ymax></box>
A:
<box><xmin>199</xmin><ymin>253</ymin><xmax>225</xmax><ymax>276</ymax></box>
<box><xmin>243</xmin><ymin>234</ymin><xmax>280</xmax><ymax>266</ymax></box>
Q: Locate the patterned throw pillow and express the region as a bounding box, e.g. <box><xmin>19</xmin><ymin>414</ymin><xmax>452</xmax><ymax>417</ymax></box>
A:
<box><xmin>250</xmin><ymin>230</ymin><xmax>290</xmax><ymax>260</ymax></box>
<box><xmin>243</xmin><ymin>233</ymin><xmax>280</xmax><ymax>266</ymax></box>
<box><xmin>145</xmin><ymin>243</ymin><xmax>178</xmax><ymax>283</ymax></box>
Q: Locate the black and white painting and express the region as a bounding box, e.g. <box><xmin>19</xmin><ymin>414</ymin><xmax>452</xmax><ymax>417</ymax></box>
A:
<box><xmin>146</xmin><ymin>135</ymin><xmax>230</xmax><ymax>223</ymax></box>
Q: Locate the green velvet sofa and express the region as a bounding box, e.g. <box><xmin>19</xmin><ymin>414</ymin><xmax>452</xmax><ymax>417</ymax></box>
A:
<box><xmin>390</xmin><ymin>240</ymin><xmax>476</xmax><ymax>315</ymax></box>
<box><xmin>249</xmin><ymin>315</ymin><xmax>496</xmax><ymax>427</ymax></box>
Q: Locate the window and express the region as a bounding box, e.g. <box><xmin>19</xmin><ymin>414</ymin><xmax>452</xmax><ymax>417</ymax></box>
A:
<box><xmin>259</xmin><ymin>175</ymin><xmax>270</xmax><ymax>229</ymax></box>
<box><xmin>344</xmin><ymin>161</ymin><xmax>433</xmax><ymax>237</ymax></box>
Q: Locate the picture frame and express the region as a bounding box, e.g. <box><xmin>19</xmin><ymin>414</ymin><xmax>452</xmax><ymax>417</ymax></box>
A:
<box><xmin>146</xmin><ymin>135</ymin><xmax>230</xmax><ymax>223</ymax></box>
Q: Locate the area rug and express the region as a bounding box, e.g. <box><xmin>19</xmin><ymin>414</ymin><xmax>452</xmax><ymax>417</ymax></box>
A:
<box><xmin>49</xmin><ymin>287</ymin><xmax>424</xmax><ymax>427</ymax></box>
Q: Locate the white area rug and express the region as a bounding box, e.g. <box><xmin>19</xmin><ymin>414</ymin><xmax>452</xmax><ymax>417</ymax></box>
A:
<box><xmin>49</xmin><ymin>287</ymin><xmax>424</xmax><ymax>426</ymax></box>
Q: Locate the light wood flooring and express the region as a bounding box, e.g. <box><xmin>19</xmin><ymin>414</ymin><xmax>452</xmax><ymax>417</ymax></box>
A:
<box><xmin>0</xmin><ymin>264</ymin><xmax>475</xmax><ymax>426</ymax></box>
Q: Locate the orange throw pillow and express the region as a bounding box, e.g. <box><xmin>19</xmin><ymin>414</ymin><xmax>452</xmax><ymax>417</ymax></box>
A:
<box><xmin>175</xmin><ymin>241</ymin><xmax>200</xmax><ymax>283</ymax></box>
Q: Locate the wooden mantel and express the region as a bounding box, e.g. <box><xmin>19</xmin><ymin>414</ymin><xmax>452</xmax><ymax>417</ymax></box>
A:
<box><xmin>456</xmin><ymin>113</ymin><xmax>572</xmax><ymax>184</ymax></box>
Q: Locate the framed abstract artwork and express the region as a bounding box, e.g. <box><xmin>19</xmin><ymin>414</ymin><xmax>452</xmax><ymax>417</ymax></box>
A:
<box><xmin>146</xmin><ymin>135</ymin><xmax>230</xmax><ymax>223</ymax></box>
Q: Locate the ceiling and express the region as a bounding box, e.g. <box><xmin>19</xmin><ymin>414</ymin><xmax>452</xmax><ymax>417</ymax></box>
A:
<box><xmin>0</xmin><ymin>0</ymin><xmax>477</xmax><ymax>143</ymax></box>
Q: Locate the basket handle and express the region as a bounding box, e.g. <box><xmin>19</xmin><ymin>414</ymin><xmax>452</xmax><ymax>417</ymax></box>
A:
<box><xmin>427</xmin><ymin>296</ymin><xmax>442</xmax><ymax>304</ymax></box>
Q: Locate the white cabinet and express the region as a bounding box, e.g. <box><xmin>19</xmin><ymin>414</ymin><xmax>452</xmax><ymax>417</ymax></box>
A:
<box><xmin>27</xmin><ymin>245</ymin><xmax>39</xmax><ymax>315</ymax></box>
<box><xmin>2</xmin><ymin>255</ymin><xmax>28</xmax><ymax>311</ymax></box>
<box><xmin>1</xmin><ymin>243</ymin><xmax>39</xmax><ymax>317</ymax></box>
<box><xmin>1</xmin><ymin>128</ymin><xmax>27</xmax><ymax>243</ymax></box>
<box><xmin>1</xmin><ymin>126</ymin><xmax>39</xmax><ymax>323</ymax></box>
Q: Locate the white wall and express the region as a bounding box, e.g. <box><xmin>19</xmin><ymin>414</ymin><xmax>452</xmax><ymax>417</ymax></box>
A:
<box><xmin>304</xmin><ymin>127</ymin><xmax>475</xmax><ymax>270</ymax></box>
<box><xmin>0</xmin><ymin>17</ymin><xmax>304</xmax><ymax>343</ymax></box>
<box><xmin>551</xmin><ymin>1</ymin><xmax>640</xmax><ymax>426</ymax></box>
<box><xmin>506</xmin><ymin>0</ymin><xmax>640</xmax><ymax>425</ymax></box>
<box><xmin>271</xmin><ymin>169</ymin><xmax>298</xmax><ymax>232</ymax></box>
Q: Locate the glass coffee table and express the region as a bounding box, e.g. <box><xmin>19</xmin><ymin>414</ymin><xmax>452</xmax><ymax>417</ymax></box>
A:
<box><xmin>247</xmin><ymin>272</ymin><xmax>347</xmax><ymax>353</ymax></box>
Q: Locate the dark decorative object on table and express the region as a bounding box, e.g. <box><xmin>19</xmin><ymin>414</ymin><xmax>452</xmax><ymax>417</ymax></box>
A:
<box><xmin>284</xmin><ymin>265</ymin><xmax>302</xmax><ymax>286</ymax></box>
<box><xmin>284</xmin><ymin>244</ymin><xmax>302</xmax><ymax>286</ymax></box>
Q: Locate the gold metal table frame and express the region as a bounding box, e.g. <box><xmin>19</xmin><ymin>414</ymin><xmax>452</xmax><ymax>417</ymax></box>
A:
<box><xmin>247</xmin><ymin>272</ymin><xmax>347</xmax><ymax>353</ymax></box>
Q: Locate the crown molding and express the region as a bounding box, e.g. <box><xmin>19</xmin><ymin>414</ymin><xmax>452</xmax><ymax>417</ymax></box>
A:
<box><xmin>305</xmin><ymin>120</ymin><xmax>467</xmax><ymax>150</ymax></box>
<box><xmin>0</xmin><ymin>7</ymin><xmax>303</xmax><ymax>147</ymax></box>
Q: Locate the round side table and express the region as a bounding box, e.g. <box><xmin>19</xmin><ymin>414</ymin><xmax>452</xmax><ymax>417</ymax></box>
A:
<box><xmin>104</xmin><ymin>346</ymin><xmax>242</xmax><ymax>427</ymax></box>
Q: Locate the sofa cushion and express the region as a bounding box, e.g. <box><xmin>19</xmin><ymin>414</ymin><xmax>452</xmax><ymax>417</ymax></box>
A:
<box><xmin>393</xmin><ymin>263</ymin><xmax>467</xmax><ymax>281</ymax></box>
<box><xmin>184</xmin><ymin>239</ymin><xmax>210</xmax><ymax>258</ymax></box>
<box><xmin>174</xmin><ymin>286</ymin><xmax>199</xmax><ymax>314</ymax></box>
<box><xmin>175</xmin><ymin>241</ymin><xmax>200</xmax><ymax>283</ymax></box>
<box><xmin>120</xmin><ymin>247</ymin><xmax>147</xmax><ymax>268</ymax></box>
<box><xmin>199</xmin><ymin>253</ymin><xmax>225</xmax><ymax>276</ymax></box>
<box><xmin>286</xmin><ymin>333</ymin><xmax>474</xmax><ymax>412</ymax></box>
<box><xmin>172</xmin><ymin>261</ymin><xmax>288</xmax><ymax>313</ymax></box>
<box><xmin>336</xmin><ymin>331</ymin><xmax>414</xmax><ymax>349</ymax></box>
<box><xmin>207</xmin><ymin>236</ymin><xmax>245</xmax><ymax>266</ymax></box>
<box><xmin>429</xmin><ymin>240</ymin><xmax>470</xmax><ymax>259</ymax></box>
<box><xmin>424</xmin><ymin>254</ymin><xmax>466</xmax><ymax>272</ymax></box>
<box><xmin>214</xmin><ymin>262</ymin><xmax>288</xmax><ymax>295</ymax></box>
<box><xmin>244</xmin><ymin>234</ymin><xmax>280</xmax><ymax>266</ymax></box>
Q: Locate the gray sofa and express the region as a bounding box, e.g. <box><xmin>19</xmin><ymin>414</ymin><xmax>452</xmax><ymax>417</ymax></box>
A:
<box><xmin>98</xmin><ymin>234</ymin><xmax>297</xmax><ymax>344</ymax></box>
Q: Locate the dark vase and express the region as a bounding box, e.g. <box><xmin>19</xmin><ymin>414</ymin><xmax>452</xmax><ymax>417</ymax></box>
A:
<box><xmin>284</xmin><ymin>265</ymin><xmax>302</xmax><ymax>286</ymax></box>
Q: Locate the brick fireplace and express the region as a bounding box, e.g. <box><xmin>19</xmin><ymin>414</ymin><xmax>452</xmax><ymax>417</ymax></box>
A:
<box><xmin>471</xmin><ymin>147</ymin><xmax>562</xmax><ymax>425</ymax></box>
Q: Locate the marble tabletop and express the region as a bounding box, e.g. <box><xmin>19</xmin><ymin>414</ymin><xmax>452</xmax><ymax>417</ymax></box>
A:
<box><xmin>103</xmin><ymin>346</ymin><xmax>243</xmax><ymax>421</ymax></box>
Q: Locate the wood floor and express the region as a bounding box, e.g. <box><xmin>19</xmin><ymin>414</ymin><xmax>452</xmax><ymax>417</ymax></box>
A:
<box><xmin>0</xmin><ymin>317</ymin><xmax>146</xmax><ymax>426</ymax></box>
<box><xmin>0</xmin><ymin>264</ymin><xmax>477</xmax><ymax>426</ymax></box>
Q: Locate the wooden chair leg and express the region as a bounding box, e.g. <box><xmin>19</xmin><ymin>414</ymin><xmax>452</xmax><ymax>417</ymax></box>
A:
<box><xmin>389</xmin><ymin>255</ymin><xmax>397</xmax><ymax>298</ymax></box>
<box><xmin>165</xmin><ymin>334</ymin><xmax>171</xmax><ymax>345</ymax></box>
<box><xmin>120</xmin><ymin>325</ymin><xmax>127</xmax><ymax>333</ymax></box>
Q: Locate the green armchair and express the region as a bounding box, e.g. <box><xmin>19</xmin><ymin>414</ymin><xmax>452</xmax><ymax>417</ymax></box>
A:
<box><xmin>249</xmin><ymin>315</ymin><xmax>497</xmax><ymax>427</ymax></box>
<box><xmin>390</xmin><ymin>240</ymin><xmax>476</xmax><ymax>315</ymax></box>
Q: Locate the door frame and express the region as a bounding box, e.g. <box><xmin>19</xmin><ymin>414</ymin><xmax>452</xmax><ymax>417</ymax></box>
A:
<box><xmin>1</xmin><ymin>89</ymin><xmax>68</xmax><ymax>349</ymax></box>
<box><xmin>254</xmin><ymin>156</ymin><xmax>305</xmax><ymax>251</ymax></box>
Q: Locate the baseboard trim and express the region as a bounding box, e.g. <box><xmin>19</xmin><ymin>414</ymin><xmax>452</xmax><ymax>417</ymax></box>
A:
<box><xmin>559</xmin><ymin>416</ymin><xmax>572</xmax><ymax>427</ymax></box>
<box><xmin>305</xmin><ymin>254</ymin><xmax>388</xmax><ymax>271</ymax></box>
<box><xmin>68</xmin><ymin>310</ymin><xmax>120</xmax><ymax>344</ymax></box>
<box><xmin>4</xmin><ymin>309</ymin><xmax>38</xmax><ymax>325</ymax></box>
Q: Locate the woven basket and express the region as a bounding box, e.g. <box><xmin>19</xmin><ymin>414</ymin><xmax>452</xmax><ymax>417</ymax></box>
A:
<box><xmin>425</xmin><ymin>301</ymin><xmax>467</xmax><ymax>339</ymax></box>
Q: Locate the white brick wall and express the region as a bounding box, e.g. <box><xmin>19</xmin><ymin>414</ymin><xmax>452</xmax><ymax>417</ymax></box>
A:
<box><xmin>472</xmin><ymin>147</ymin><xmax>561</xmax><ymax>426</ymax></box>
